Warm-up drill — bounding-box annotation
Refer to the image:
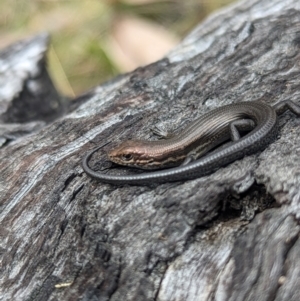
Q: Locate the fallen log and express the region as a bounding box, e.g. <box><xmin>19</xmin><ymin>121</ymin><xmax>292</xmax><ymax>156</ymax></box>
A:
<box><xmin>1</xmin><ymin>0</ymin><xmax>300</xmax><ymax>300</ymax></box>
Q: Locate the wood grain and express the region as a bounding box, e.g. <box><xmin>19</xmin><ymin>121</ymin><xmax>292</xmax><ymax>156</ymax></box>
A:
<box><xmin>1</xmin><ymin>0</ymin><xmax>300</xmax><ymax>300</ymax></box>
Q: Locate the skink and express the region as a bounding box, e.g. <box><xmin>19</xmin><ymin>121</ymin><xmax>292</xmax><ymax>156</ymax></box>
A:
<box><xmin>82</xmin><ymin>100</ymin><xmax>300</xmax><ymax>185</ymax></box>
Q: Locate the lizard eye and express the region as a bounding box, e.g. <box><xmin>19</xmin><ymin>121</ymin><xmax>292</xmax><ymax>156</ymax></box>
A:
<box><xmin>122</xmin><ymin>154</ymin><xmax>133</xmax><ymax>161</ymax></box>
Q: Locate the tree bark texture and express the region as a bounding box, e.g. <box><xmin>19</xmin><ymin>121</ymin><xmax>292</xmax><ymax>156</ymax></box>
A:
<box><xmin>1</xmin><ymin>0</ymin><xmax>300</xmax><ymax>300</ymax></box>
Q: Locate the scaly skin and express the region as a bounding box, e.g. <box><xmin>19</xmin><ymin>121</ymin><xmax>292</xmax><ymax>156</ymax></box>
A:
<box><xmin>82</xmin><ymin>100</ymin><xmax>300</xmax><ymax>185</ymax></box>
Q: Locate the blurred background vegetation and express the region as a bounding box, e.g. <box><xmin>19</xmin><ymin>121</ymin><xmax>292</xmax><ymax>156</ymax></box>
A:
<box><xmin>0</xmin><ymin>0</ymin><xmax>236</xmax><ymax>97</ymax></box>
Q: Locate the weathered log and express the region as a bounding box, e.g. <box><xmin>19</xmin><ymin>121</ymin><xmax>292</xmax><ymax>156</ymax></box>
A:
<box><xmin>1</xmin><ymin>0</ymin><xmax>300</xmax><ymax>300</ymax></box>
<box><xmin>0</xmin><ymin>33</ymin><xmax>65</xmax><ymax>147</ymax></box>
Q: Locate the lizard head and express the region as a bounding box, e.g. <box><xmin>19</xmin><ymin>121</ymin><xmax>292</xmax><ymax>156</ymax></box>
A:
<box><xmin>108</xmin><ymin>140</ymin><xmax>165</xmax><ymax>170</ymax></box>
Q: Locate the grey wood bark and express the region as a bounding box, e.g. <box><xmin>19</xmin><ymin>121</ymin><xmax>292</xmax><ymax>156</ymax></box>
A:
<box><xmin>1</xmin><ymin>0</ymin><xmax>300</xmax><ymax>300</ymax></box>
